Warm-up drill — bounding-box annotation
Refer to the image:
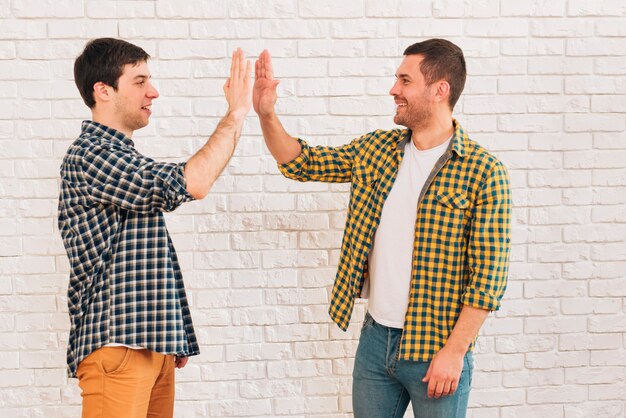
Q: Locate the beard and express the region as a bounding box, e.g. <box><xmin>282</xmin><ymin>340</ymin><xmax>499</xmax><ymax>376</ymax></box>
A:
<box><xmin>114</xmin><ymin>99</ymin><xmax>149</xmax><ymax>134</ymax></box>
<box><xmin>393</xmin><ymin>100</ymin><xmax>432</xmax><ymax>132</ymax></box>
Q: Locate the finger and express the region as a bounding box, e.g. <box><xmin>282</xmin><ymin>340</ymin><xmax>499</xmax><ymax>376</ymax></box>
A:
<box><xmin>230</xmin><ymin>48</ymin><xmax>240</xmax><ymax>82</ymax></box>
<box><xmin>244</xmin><ymin>60</ymin><xmax>252</xmax><ymax>86</ymax></box>
<box><xmin>450</xmin><ymin>380</ymin><xmax>458</xmax><ymax>395</ymax></box>
<box><xmin>266</xmin><ymin>50</ymin><xmax>275</xmax><ymax>80</ymax></box>
<box><xmin>238</xmin><ymin>48</ymin><xmax>246</xmax><ymax>82</ymax></box>
<box><xmin>260</xmin><ymin>49</ymin><xmax>267</xmax><ymax>78</ymax></box>
<box><xmin>427</xmin><ymin>379</ymin><xmax>436</xmax><ymax>398</ymax></box>
<box><xmin>422</xmin><ymin>362</ymin><xmax>432</xmax><ymax>382</ymax></box>
<box><xmin>175</xmin><ymin>356</ymin><xmax>188</xmax><ymax>368</ymax></box>
<box><xmin>255</xmin><ymin>57</ymin><xmax>260</xmax><ymax>80</ymax></box>
<box><xmin>229</xmin><ymin>49</ymin><xmax>236</xmax><ymax>83</ymax></box>
<box><xmin>434</xmin><ymin>381</ymin><xmax>445</xmax><ymax>399</ymax></box>
<box><xmin>441</xmin><ymin>381</ymin><xmax>452</xmax><ymax>396</ymax></box>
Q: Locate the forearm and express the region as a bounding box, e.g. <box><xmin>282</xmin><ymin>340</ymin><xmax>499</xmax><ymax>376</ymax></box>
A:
<box><xmin>444</xmin><ymin>305</ymin><xmax>490</xmax><ymax>355</ymax></box>
<box><xmin>259</xmin><ymin>113</ymin><xmax>301</xmax><ymax>164</ymax></box>
<box><xmin>185</xmin><ymin>112</ymin><xmax>245</xmax><ymax>199</ymax></box>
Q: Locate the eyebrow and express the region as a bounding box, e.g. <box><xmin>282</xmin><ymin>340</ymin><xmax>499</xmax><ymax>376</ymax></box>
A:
<box><xmin>133</xmin><ymin>75</ymin><xmax>151</xmax><ymax>80</ymax></box>
<box><xmin>395</xmin><ymin>73</ymin><xmax>411</xmax><ymax>79</ymax></box>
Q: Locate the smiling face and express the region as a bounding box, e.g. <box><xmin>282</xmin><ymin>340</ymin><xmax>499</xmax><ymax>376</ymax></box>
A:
<box><xmin>109</xmin><ymin>61</ymin><xmax>159</xmax><ymax>135</ymax></box>
<box><xmin>389</xmin><ymin>54</ymin><xmax>436</xmax><ymax>131</ymax></box>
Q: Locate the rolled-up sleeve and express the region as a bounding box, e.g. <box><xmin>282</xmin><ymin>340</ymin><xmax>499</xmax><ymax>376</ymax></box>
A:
<box><xmin>462</xmin><ymin>161</ymin><xmax>512</xmax><ymax>311</ymax></box>
<box><xmin>277</xmin><ymin>135</ymin><xmax>363</xmax><ymax>183</ymax></box>
<box><xmin>80</xmin><ymin>142</ymin><xmax>194</xmax><ymax>213</ymax></box>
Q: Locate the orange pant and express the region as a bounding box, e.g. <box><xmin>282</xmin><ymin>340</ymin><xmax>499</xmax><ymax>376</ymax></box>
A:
<box><xmin>77</xmin><ymin>346</ymin><xmax>175</xmax><ymax>418</ymax></box>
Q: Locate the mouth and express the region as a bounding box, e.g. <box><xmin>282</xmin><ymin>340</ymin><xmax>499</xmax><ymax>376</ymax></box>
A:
<box><xmin>141</xmin><ymin>104</ymin><xmax>152</xmax><ymax>114</ymax></box>
<box><xmin>395</xmin><ymin>102</ymin><xmax>407</xmax><ymax>111</ymax></box>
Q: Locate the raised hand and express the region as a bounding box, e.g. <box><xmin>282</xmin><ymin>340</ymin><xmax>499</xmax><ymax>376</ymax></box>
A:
<box><xmin>224</xmin><ymin>48</ymin><xmax>252</xmax><ymax>119</ymax></box>
<box><xmin>253</xmin><ymin>49</ymin><xmax>280</xmax><ymax>117</ymax></box>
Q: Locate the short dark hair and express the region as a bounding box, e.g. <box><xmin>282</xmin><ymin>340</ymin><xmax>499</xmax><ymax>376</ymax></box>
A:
<box><xmin>74</xmin><ymin>38</ymin><xmax>150</xmax><ymax>108</ymax></box>
<box><xmin>403</xmin><ymin>39</ymin><xmax>466</xmax><ymax>110</ymax></box>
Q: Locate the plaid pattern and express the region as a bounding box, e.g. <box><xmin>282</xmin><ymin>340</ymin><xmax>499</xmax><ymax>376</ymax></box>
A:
<box><xmin>278</xmin><ymin>120</ymin><xmax>511</xmax><ymax>361</ymax></box>
<box><xmin>58</xmin><ymin>120</ymin><xmax>200</xmax><ymax>378</ymax></box>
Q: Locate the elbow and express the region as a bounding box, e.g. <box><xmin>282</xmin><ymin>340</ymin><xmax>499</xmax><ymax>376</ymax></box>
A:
<box><xmin>187</xmin><ymin>185</ymin><xmax>209</xmax><ymax>200</ymax></box>
<box><xmin>185</xmin><ymin>176</ymin><xmax>214</xmax><ymax>200</ymax></box>
<box><xmin>192</xmin><ymin>191</ymin><xmax>208</xmax><ymax>200</ymax></box>
<box><xmin>191</xmin><ymin>189</ymin><xmax>208</xmax><ymax>200</ymax></box>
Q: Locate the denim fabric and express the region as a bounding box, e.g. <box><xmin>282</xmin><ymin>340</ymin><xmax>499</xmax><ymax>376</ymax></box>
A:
<box><xmin>353</xmin><ymin>313</ymin><xmax>473</xmax><ymax>418</ymax></box>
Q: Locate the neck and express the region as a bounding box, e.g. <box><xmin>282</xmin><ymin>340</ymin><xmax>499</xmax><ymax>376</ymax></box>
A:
<box><xmin>410</xmin><ymin>113</ymin><xmax>454</xmax><ymax>151</ymax></box>
<box><xmin>91</xmin><ymin>109</ymin><xmax>133</xmax><ymax>138</ymax></box>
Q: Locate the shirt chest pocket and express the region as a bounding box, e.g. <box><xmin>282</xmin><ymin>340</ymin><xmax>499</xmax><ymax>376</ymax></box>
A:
<box><xmin>435</xmin><ymin>191</ymin><xmax>470</xmax><ymax>209</ymax></box>
<box><xmin>350</xmin><ymin>165</ymin><xmax>381</xmax><ymax>218</ymax></box>
<box><xmin>432</xmin><ymin>191</ymin><xmax>471</xmax><ymax>232</ymax></box>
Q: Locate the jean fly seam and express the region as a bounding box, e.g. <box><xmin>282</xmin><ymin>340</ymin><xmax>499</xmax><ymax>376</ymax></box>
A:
<box><xmin>385</xmin><ymin>328</ymin><xmax>392</xmax><ymax>376</ymax></box>
<box><xmin>390</xmin><ymin>329</ymin><xmax>402</xmax><ymax>374</ymax></box>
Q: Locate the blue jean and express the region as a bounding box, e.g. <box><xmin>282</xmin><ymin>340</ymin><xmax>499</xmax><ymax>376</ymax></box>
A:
<box><xmin>352</xmin><ymin>313</ymin><xmax>473</xmax><ymax>418</ymax></box>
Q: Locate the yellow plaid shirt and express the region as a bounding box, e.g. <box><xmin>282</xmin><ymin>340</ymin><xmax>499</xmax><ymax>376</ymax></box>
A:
<box><xmin>278</xmin><ymin>120</ymin><xmax>511</xmax><ymax>361</ymax></box>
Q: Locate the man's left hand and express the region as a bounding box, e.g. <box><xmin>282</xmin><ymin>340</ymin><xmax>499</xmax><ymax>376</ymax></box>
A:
<box><xmin>422</xmin><ymin>346</ymin><xmax>465</xmax><ymax>398</ymax></box>
<box><xmin>175</xmin><ymin>356</ymin><xmax>189</xmax><ymax>369</ymax></box>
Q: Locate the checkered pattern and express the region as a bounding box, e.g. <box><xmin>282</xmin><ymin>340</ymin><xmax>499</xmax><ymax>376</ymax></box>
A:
<box><xmin>58</xmin><ymin>120</ymin><xmax>200</xmax><ymax>378</ymax></box>
<box><xmin>278</xmin><ymin>120</ymin><xmax>511</xmax><ymax>361</ymax></box>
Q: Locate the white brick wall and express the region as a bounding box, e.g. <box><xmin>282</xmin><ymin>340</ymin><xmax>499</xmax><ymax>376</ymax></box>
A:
<box><xmin>1</xmin><ymin>1</ymin><xmax>625</xmax><ymax>417</ymax></box>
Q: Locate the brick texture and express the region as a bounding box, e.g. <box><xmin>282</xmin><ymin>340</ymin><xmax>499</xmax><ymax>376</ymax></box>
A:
<box><xmin>1</xmin><ymin>1</ymin><xmax>625</xmax><ymax>417</ymax></box>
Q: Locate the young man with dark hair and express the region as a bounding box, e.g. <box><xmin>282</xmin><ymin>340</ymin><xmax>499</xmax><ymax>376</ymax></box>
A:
<box><xmin>253</xmin><ymin>38</ymin><xmax>511</xmax><ymax>417</ymax></box>
<box><xmin>58</xmin><ymin>38</ymin><xmax>252</xmax><ymax>418</ymax></box>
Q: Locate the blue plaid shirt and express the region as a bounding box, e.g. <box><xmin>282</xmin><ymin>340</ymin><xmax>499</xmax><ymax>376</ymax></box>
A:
<box><xmin>58</xmin><ymin>120</ymin><xmax>200</xmax><ymax>378</ymax></box>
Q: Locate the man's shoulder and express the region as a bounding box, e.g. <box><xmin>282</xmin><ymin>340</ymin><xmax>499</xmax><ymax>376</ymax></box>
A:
<box><xmin>353</xmin><ymin>128</ymin><xmax>405</xmax><ymax>150</ymax></box>
<box><xmin>64</xmin><ymin>129</ymin><xmax>131</xmax><ymax>160</ymax></box>
<box><xmin>464</xmin><ymin>136</ymin><xmax>507</xmax><ymax>174</ymax></box>
<box><xmin>359</xmin><ymin>128</ymin><xmax>405</xmax><ymax>142</ymax></box>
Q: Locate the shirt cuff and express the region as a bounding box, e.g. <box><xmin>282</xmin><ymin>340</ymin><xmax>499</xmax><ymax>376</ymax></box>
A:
<box><xmin>277</xmin><ymin>138</ymin><xmax>310</xmax><ymax>178</ymax></box>
<box><xmin>154</xmin><ymin>162</ymin><xmax>195</xmax><ymax>211</ymax></box>
<box><xmin>461</xmin><ymin>286</ymin><xmax>502</xmax><ymax>312</ymax></box>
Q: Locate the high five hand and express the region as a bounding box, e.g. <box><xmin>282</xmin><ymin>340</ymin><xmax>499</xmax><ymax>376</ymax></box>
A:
<box><xmin>253</xmin><ymin>49</ymin><xmax>280</xmax><ymax>117</ymax></box>
<box><xmin>224</xmin><ymin>48</ymin><xmax>252</xmax><ymax>119</ymax></box>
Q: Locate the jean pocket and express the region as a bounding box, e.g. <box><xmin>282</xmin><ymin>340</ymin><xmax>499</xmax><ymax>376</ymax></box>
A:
<box><xmin>464</xmin><ymin>352</ymin><xmax>474</xmax><ymax>387</ymax></box>
<box><xmin>361</xmin><ymin>312</ymin><xmax>375</xmax><ymax>331</ymax></box>
<box><xmin>98</xmin><ymin>347</ymin><xmax>133</xmax><ymax>375</ymax></box>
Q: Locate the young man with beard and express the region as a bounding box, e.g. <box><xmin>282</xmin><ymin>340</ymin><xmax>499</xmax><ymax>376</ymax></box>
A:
<box><xmin>253</xmin><ymin>39</ymin><xmax>511</xmax><ymax>418</ymax></box>
<box><xmin>58</xmin><ymin>38</ymin><xmax>252</xmax><ymax>417</ymax></box>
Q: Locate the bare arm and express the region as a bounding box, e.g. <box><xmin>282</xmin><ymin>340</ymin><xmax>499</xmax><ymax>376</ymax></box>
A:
<box><xmin>253</xmin><ymin>49</ymin><xmax>301</xmax><ymax>164</ymax></box>
<box><xmin>422</xmin><ymin>305</ymin><xmax>489</xmax><ymax>398</ymax></box>
<box><xmin>185</xmin><ymin>48</ymin><xmax>252</xmax><ymax>199</ymax></box>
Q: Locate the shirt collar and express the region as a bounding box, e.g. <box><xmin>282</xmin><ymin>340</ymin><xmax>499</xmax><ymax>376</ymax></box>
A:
<box><xmin>396</xmin><ymin>118</ymin><xmax>468</xmax><ymax>158</ymax></box>
<box><xmin>81</xmin><ymin>120</ymin><xmax>135</xmax><ymax>147</ymax></box>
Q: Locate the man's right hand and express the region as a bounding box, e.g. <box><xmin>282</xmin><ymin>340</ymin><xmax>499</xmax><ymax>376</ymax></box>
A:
<box><xmin>224</xmin><ymin>48</ymin><xmax>252</xmax><ymax>120</ymax></box>
<box><xmin>252</xmin><ymin>49</ymin><xmax>301</xmax><ymax>164</ymax></box>
<box><xmin>253</xmin><ymin>49</ymin><xmax>280</xmax><ymax>117</ymax></box>
<box><xmin>184</xmin><ymin>48</ymin><xmax>252</xmax><ymax>200</ymax></box>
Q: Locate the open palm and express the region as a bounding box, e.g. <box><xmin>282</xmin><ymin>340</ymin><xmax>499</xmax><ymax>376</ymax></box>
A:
<box><xmin>253</xmin><ymin>49</ymin><xmax>280</xmax><ymax>117</ymax></box>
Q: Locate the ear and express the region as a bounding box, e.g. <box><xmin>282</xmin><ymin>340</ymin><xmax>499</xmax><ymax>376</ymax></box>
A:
<box><xmin>434</xmin><ymin>80</ymin><xmax>450</xmax><ymax>104</ymax></box>
<box><xmin>92</xmin><ymin>81</ymin><xmax>113</xmax><ymax>105</ymax></box>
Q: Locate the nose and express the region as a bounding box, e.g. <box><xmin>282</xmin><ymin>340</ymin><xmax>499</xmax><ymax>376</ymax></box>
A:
<box><xmin>147</xmin><ymin>81</ymin><xmax>159</xmax><ymax>99</ymax></box>
<box><xmin>389</xmin><ymin>79</ymin><xmax>400</xmax><ymax>96</ymax></box>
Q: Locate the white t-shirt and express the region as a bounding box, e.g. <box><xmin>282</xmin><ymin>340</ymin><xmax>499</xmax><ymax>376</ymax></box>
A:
<box><xmin>365</xmin><ymin>137</ymin><xmax>451</xmax><ymax>329</ymax></box>
<box><xmin>104</xmin><ymin>343</ymin><xmax>144</xmax><ymax>350</ymax></box>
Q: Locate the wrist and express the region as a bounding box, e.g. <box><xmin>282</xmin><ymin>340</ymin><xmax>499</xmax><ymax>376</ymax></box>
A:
<box><xmin>226</xmin><ymin>108</ymin><xmax>247</xmax><ymax>123</ymax></box>
<box><xmin>258</xmin><ymin>110</ymin><xmax>277</xmax><ymax>122</ymax></box>
<box><xmin>443</xmin><ymin>339</ymin><xmax>469</xmax><ymax>356</ymax></box>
